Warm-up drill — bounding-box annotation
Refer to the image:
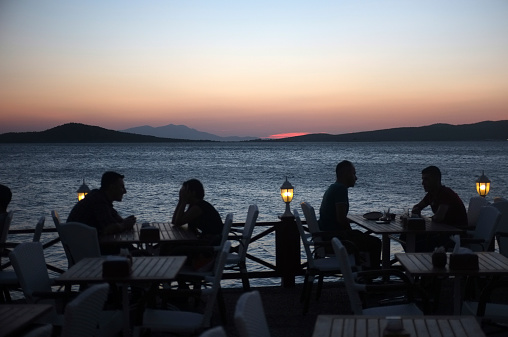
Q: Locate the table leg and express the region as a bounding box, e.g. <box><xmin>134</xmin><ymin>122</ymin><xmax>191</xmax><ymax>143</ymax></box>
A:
<box><xmin>382</xmin><ymin>234</ymin><xmax>391</xmax><ymax>269</ymax></box>
<box><xmin>454</xmin><ymin>276</ymin><xmax>461</xmax><ymax>315</ymax></box>
<box><xmin>122</xmin><ymin>284</ymin><xmax>131</xmax><ymax>337</ymax></box>
<box><xmin>406</xmin><ymin>233</ymin><xmax>416</xmax><ymax>252</ymax></box>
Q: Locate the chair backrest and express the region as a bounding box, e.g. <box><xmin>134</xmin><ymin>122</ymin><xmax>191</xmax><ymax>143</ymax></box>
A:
<box><xmin>32</xmin><ymin>216</ymin><xmax>46</xmax><ymax>242</ymax></box>
<box><xmin>51</xmin><ymin>210</ymin><xmax>62</xmax><ymax>233</ymax></box>
<box><xmin>234</xmin><ymin>290</ymin><xmax>270</xmax><ymax>337</ymax></box>
<box><xmin>300</xmin><ymin>202</ymin><xmax>320</xmax><ymax>234</ymax></box>
<box><xmin>472</xmin><ymin>206</ymin><xmax>501</xmax><ymax>251</ymax></box>
<box><xmin>202</xmin><ymin>240</ymin><xmax>231</xmax><ymax>327</ymax></box>
<box><xmin>493</xmin><ymin>201</ymin><xmax>508</xmax><ymax>256</ymax></box>
<box><xmin>220</xmin><ymin>213</ymin><xmax>233</xmax><ymax>250</ymax></box>
<box><xmin>9</xmin><ymin>242</ymin><xmax>53</xmax><ymax>303</ymax></box>
<box><xmin>59</xmin><ymin>222</ymin><xmax>101</xmax><ymax>267</ymax></box>
<box><xmin>294</xmin><ymin>209</ymin><xmax>317</xmax><ymax>269</ymax></box>
<box><xmin>199</xmin><ymin>326</ymin><xmax>228</xmax><ymax>337</ymax></box>
<box><xmin>331</xmin><ymin>237</ymin><xmax>364</xmax><ymax>315</ymax></box>
<box><xmin>0</xmin><ymin>211</ymin><xmax>14</xmax><ymax>254</ymax></box>
<box><xmin>236</xmin><ymin>205</ymin><xmax>259</xmax><ymax>261</ymax></box>
<box><xmin>468</xmin><ymin>196</ymin><xmax>491</xmax><ymax>228</ymax></box>
<box><xmin>61</xmin><ymin>283</ymin><xmax>109</xmax><ymax>337</ymax></box>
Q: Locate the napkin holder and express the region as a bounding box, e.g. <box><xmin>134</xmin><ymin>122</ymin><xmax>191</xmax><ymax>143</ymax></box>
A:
<box><xmin>102</xmin><ymin>256</ymin><xmax>132</xmax><ymax>278</ymax></box>
<box><xmin>140</xmin><ymin>225</ymin><xmax>160</xmax><ymax>242</ymax></box>
<box><xmin>449</xmin><ymin>253</ymin><xmax>478</xmax><ymax>270</ymax></box>
<box><xmin>404</xmin><ymin>217</ymin><xmax>425</xmax><ymax>230</ymax></box>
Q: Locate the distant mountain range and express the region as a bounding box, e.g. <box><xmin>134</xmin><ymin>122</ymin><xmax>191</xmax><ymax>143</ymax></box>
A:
<box><xmin>121</xmin><ymin>124</ymin><xmax>257</xmax><ymax>141</ymax></box>
<box><xmin>0</xmin><ymin>120</ymin><xmax>507</xmax><ymax>143</ymax></box>
<box><xmin>258</xmin><ymin>120</ymin><xmax>508</xmax><ymax>142</ymax></box>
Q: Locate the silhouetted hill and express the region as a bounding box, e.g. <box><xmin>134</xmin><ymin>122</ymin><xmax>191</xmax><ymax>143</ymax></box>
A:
<box><xmin>122</xmin><ymin>124</ymin><xmax>257</xmax><ymax>141</ymax></box>
<box><xmin>0</xmin><ymin>123</ymin><xmax>200</xmax><ymax>143</ymax></box>
<box><xmin>262</xmin><ymin>120</ymin><xmax>508</xmax><ymax>142</ymax></box>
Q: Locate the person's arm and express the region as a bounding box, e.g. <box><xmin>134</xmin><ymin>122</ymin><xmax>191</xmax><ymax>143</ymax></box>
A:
<box><xmin>412</xmin><ymin>197</ymin><xmax>429</xmax><ymax>215</ymax></box>
<box><xmin>335</xmin><ymin>202</ymin><xmax>352</xmax><ymax>231</ymax></box>
<box><xmin>431</xmin><ymin>204</ymin><xmax>449</xmax><ymax>222</ymax></box>
<box><xmin>93</xmin><ymin>203</ymin><xmax>135</xmax><ymax>235</ymax></box>
<box><xmin>172</xmin><ymin>186</ymin><xmax>202</xmax><ymax>227</ymax></box>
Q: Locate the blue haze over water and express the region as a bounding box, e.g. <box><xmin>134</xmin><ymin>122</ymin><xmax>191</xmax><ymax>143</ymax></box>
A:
<box><xmin>1</xmin><ymin>141</ymin><xmax>507</xmax><ymax>287</ymax></box>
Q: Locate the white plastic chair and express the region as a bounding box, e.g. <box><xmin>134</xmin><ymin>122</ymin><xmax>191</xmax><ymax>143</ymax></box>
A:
<box><xmin>139</xmin><ymin>241</ymin><xmax>231</xmax><ymax>335</ymax></box>
<box><xmin>199</xmin><ymin>326</ymin><xmax>228</xmax><ymax>337</ymax></box>
<box><xmin>0</xmin><ymin>211</ymin><xmax>18</xmax><ymax>301</ymax></box>
<box><xmin>234</xmin><ymin>290</ymin><xmax>270</xmax><ymax>337</ymax></box>
<box><xmin>61</xmin><ymin>283</ymin><xmax>109</xmax><ymax>337</ymax></box>
<box><xmin>331</xmin><ymin>237</ymin><xmax>423</xmax><ymax>315</ymax></box>
<box><xmin>226</xmin><ymin>205</ymin><xmax>259</xmax><ymax>290</ymax></box>
<box><xmin>300</xmin><ymin>202</ymin><xmax>327</xmax><ymax>258</ymax></box>
<box><xmin>493</xmin><ymin>201</ymin><xmax>508</xmax><ymax>257</ymax></box>
<box><xmin>294</xmin><ymin>209</ymin><xmax>343</xmax><ymax>314</ymax></box>
<box><xmin>32</xmin><ymin>216</ymin><xmax>45</xmax><ymax>242</ymax></box>
<box><xmin>467</xmin><ymin>196</ymin><xmax>490</xmax><ymax>228</ymax></box>
<box><xmin>462</xmin><ymin>206</ymin><xmax>501</xmax><ymax>252</ymax></box>
<box><xmin>59</xmin><ymin>222</ymin><xmax>101</xmax><ymax>267</ymax></box>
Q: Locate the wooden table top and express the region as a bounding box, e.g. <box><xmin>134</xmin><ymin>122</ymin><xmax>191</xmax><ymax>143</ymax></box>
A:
<box><xmin>395</xmin><ymin>252</ymin><xmax>508</xmax><ymax>276</ymax></box>
<box><xmin>0</xmin><ymin>304</ymin><xmax>53</xmax><ymax>337</ymax></box>
<box><xmin>313</xmin><ymin>315</ymin><xmax>485</xmax><ymax>337</ymax></box>
<box><xmin>55</xmin><ymin>255</ymin><xmax>187</xmax><ymax>283</ymax></box>
<box><xmin>348</xmin><ymin>214</ymin><xmax>463</xmax><ymax>235</ymax></box>
<box><xmin>100</xmin><ymin>222</ymin><xmax>197</xmax><ymax>245</ymax></box>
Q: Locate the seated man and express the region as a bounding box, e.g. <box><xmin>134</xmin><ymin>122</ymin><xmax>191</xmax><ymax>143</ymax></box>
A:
<box><xmin>406</xmin><ymin>165</ymin><xmax>468</xmax><ymax>251</ymax></box>
<box><xmin>318</xmin><ymin>160</ymin><xmax>381</xmax><ymax>269</ymax></box>
<box><xmin>67</xmin><ymin>171</ymin><xmax>136</xmax><ymax>253</ymax></box>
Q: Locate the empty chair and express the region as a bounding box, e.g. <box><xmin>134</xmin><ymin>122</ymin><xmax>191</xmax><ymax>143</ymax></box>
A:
<box><xmin>467</xmin><ymin>196</ymin><xmax>490</xmax><ymax>229</ymax></box>
<box><xmin>331</xmin><ymin>237</ymin><xmax>423</xmax><ymax>315</ymax></box>
<box><xmin>493</xmin><ymin>201</ymin><xmax>508</xmax><ymax>257</ymax></box>
<box><xmin>58</xmin><ymin>222</ymin><xmax>101</xmax><ymax>267</ymax></box>
<box><xmin>0</xmin><ymin>211</ymin><xmax>18</xmax><ymax>302</ymax></box>
<box><xmin>51</xmin><ymin>210</ymin><xmax>62</xmax><ymax>232</ymax></box>
<box><xmin>462</xmin><ymin>206</ymin><xmax>501</xmax><ymax>252</ymax></box>
<box><xmin>61</xmin><ymin>283</ymin><xmax>110</xmax><ymax>337</ymax></box>
<box><xmin>294</xmin><ymin>209</ymin><xmax>343</xmax><ymax>314</ymax></box>
<box><xmin>32</xmin><ymin>216</ymin><xmax>45</xmax><ymax>242</ymax></box>
<box><xmin>139</xmin><ymin>241</ymin><xmax>231</xmax><ymax>335</ymax></box>
<box><xmin>234</xmin><ymin>290</ymin><xmax>270</xmax><ymax>337</ymax></box>
<box><xmin>226</xmin><ymin>205</ymin><xmax>259</xmax><ymax>290</ymax></box>
<box><xmin>199</xmin><ymin>326</ymin><xmax>228</xmax><ymax>337</ymax></box>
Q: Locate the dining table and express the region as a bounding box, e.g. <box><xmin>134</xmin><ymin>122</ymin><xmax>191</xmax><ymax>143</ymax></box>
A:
<box><xmin>312</xmin><ymin>315</ymin><xmax>486</xmax><ymax>337</ymax></box>
<box><xmin>395</xmin><ymin>251</ymin><xmax>508</xmax><ymax>314</ymax></box>
<box><xmin>100</xmin><ymin>222</ymin><xmax>198</xmax><ymax>248</ymax></box>
<box><xmin>55</xmin><ymin>255</ymin><xmax>187</xmax><ymax>337</ymax></box>
<box><xmin>348</xmin><ymin>214</ymin><xmax>463</xmax><ymax>269</ymax></box>
<box><xmin>0</xmin><ymin>304</ymin><xmax>53</xmax><ymax>337</ymax></box>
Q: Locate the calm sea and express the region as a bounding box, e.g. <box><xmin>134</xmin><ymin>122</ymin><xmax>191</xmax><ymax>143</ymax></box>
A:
<box><xmin>1</xmin><ymin>141</ymin><xmax>507</xmax><ymax>287</ymax></box>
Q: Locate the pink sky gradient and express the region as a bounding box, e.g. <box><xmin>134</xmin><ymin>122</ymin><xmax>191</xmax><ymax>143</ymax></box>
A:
<box><xmin>1</xmin><ymin>1</ymin><xmax>507</xmax><ymax>138</ymax></box>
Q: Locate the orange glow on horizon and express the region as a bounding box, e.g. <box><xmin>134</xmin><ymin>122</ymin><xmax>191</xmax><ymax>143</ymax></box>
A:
<box><xmin>267</xmin><ymin>132</ymin><xmax>311</xmax><ymax>139</ymax></box>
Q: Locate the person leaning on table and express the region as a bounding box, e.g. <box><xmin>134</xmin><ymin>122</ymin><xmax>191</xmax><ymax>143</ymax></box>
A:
<box><xmin>404</xmin><ymin>165</ymin><xmax>468</xmax><ymax>252</ymax></box>
<box><xmin>318</xmin><ymin>160</ymin><xmax>381</xmax><ymax>269</ymax></box>
<box><xmin>0</xmin><ymin>184</ymin><xmax>12</xmax><ymax>226</ymax></box>
<box><xmin>67</xmin><ymin>171</ymin><xmax>136</xmax><ymax>254</ymax></box>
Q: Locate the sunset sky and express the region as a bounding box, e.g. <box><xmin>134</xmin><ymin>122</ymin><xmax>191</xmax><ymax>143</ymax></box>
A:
<box><xmin>1</xmin><ymin>1</ymin><xmax>507</xmax><ymax>138</ymax></box>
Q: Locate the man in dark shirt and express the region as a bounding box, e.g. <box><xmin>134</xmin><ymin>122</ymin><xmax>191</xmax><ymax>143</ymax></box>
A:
<box><xmin>410</xmin><ymin>165</ymin><xmax>468</xmax><ymax>251</ymax></box>
<box><xmin>318</xmin><ymin>160</ymin><xmax>381</xmax><ymax>269</ymax></box>
<box><xmin>67</xmin><ymin>171</ymin><xmax>136</xmax><ymax>237</ymax></box>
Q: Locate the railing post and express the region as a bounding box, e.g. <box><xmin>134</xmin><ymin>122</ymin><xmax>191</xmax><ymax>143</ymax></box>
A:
<box><xmin>275</xmin><ymin>214</ymin><xmax>301</xmax><ymax>287</ymax></box>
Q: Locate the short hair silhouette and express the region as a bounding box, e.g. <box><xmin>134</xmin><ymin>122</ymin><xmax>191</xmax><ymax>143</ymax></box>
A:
<box><xmin>422</xmin><ymin>166</ymin><xmax>441</xmax><ymax>181</ymax></box>
<box><xmin>100</xmin><ymin>171</ymin><xmax>124</xmax><ymax>190</ymax></box>
<box><xmin>336</xmin><ymin>160</ymin><xmax>353</xmax><ymax>179</ymax></box>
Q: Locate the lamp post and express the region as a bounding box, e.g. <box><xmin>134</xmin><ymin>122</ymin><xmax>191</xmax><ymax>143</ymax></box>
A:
<box><xmin>476</xmin><ymin>171</ymin><xmax>491</xmax><ymax>198</ymax></box>
<box><xmin>280</xmin><ymin>177</ymin><xmax>294</xmax><ymax>218</ymax></box>
<box><xmin>276</xmin><ymin>177</ymin><xmax>300</xmax><ymax>287</ymax></box>
<box><xmin>76</xmin><ymin>179</ymin><xmax>90</xmax><ymax>201</ymax></box>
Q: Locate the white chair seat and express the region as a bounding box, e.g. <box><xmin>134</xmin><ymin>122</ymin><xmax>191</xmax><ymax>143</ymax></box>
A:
<box><xmin>363</xmin><ymin>303</ymin><xmax>423</xmax><ymax>316</ymax></box>
<box><xmin>142</xmin><ymin>309</ymin><xmax>204</xmax><ymax>334</ymax></box>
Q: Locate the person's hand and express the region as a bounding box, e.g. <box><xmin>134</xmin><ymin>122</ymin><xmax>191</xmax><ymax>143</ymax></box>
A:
<box><xmin>179</xmin><ymin>186</ymin><xmax>191</xmax><ymax>203</ymax></box>
<box><xmin>123</xmin><ymin>215</ymin><xmax>136</xmax><ymax>230</ymax></box>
